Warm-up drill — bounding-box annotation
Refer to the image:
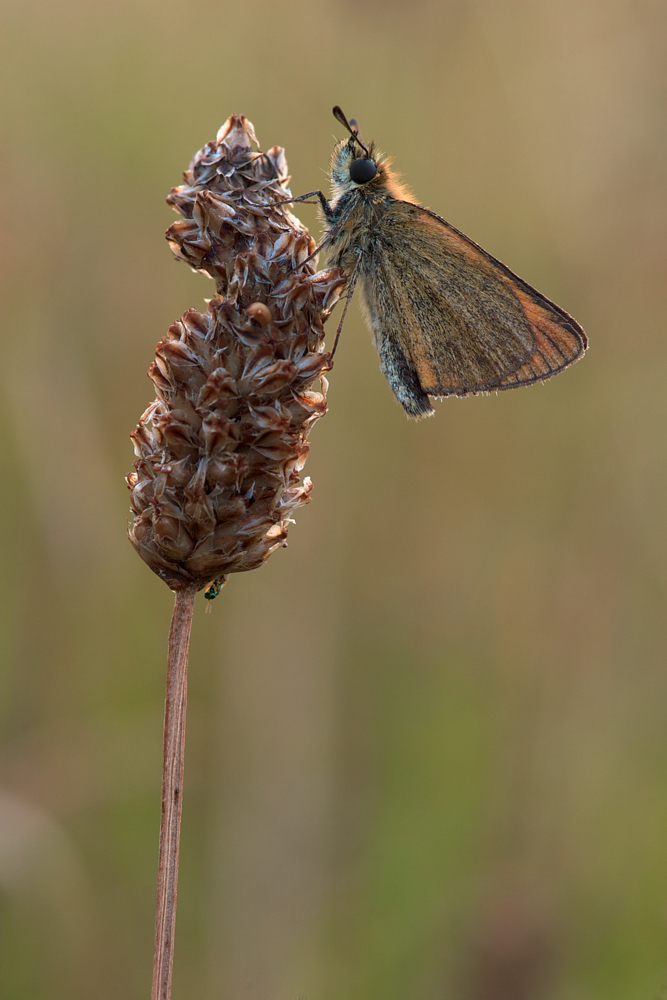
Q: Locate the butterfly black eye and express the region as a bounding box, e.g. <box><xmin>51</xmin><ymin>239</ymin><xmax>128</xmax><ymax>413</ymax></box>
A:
<box><xmin>349</xmin><ymin>158</ymin><xmax>377</xmax><ymax>184</ymax></box>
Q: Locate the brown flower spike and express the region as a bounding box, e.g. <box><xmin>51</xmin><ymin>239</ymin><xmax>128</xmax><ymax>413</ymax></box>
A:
<box><xmin>127</xmin><ymin>115</ymin><xmax>346</xmax><ymax>593</ymax></box>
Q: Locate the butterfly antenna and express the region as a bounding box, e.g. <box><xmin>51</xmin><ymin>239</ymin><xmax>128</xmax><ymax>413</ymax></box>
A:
<box><xmin>332</xmin><ymin>106</ymin><xmax>370</xmax><ymax>157</ymax></box>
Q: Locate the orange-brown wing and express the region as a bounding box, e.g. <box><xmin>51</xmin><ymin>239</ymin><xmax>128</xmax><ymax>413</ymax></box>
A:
<box><xmin>364</xmin><ymin>199</ymin><xmax>586</xmax><ymax>397</ymax></box>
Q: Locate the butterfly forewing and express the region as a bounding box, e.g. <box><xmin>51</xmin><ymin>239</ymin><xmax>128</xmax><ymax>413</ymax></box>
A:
<box><xmin>367</xmin><ymin>201</ymin><xmax>585</xmax><ymax>397</ymax></box>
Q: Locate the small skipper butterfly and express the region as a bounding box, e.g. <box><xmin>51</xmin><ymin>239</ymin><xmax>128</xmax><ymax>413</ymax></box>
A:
<box><xmin>292</xmin><ymin>107</ymin><xmax>587</xmax><ymax>418</ymax></box>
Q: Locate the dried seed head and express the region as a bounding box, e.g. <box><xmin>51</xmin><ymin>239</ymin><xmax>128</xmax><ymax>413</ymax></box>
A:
<box><xmin>127</xmin><ymin>115</ymin><xmax>346</xmax><ymax>592</ymax></box>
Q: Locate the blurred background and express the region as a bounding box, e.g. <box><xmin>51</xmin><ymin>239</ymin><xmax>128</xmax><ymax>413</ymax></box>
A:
<box><xmin>2</xmin><ymin>1</ymin><xmax>666</xmax><ymax>997</ymax></box>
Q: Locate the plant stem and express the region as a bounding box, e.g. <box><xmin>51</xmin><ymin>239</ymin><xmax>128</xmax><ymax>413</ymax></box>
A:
<box><xmin>152</xmin><ymin>584</ymin><xmax>197</xmax><ymax>1000</ymax></box>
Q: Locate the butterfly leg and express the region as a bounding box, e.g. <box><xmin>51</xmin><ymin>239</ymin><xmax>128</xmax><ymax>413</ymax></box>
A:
<box><xmin>329</xmin><ymin>253</ymin><xmax>363</xmax><ymax>358</ymax></box>
<box><xmin>285</xmin><ymin>198</ymin><xmax>360</xmax><ymax>271</ymax></box>
<box><xmin>273</xmin><ymin>190</ymin><xmax>335</xmax><ymax>219</ymax></box>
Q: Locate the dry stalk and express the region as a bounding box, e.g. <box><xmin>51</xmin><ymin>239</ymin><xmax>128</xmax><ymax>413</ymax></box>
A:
<box><xmin>152</xmin><ymin>584</ymin><xmax>196</xmax><ymax>1000</ymax></box>
<box><xmin>126</xmin><ymin>114</ymin><xmax>345</xmax><ymax>999</ymax></box>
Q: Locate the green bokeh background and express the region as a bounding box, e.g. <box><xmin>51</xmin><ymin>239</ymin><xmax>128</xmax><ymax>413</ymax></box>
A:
<box><xmin>2</xmin><ymin>1</ymin><xmax>667</xmax><ymax>998</ymax></box>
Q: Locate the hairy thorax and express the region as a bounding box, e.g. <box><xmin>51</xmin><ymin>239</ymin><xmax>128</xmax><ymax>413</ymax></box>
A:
<box><xmin>323</xmin><ymin>191</ymin><xmax>389</xmax><ymax>272</ymax></box>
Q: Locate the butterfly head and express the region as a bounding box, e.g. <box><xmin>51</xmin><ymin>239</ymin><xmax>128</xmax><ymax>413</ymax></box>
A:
<box><xmin>330</xmin><ymin>106</ymin><xmax>389</xmax><ymax>198</ymax></box>
<box><xmin>330</xmin><ymin>137</ymin><xmax>382</xmax><ymax>189</ymax></box>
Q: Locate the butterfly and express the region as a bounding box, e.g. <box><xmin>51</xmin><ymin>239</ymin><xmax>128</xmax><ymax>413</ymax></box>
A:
<box><xmin>290</xmin><ymin>106</ymin><xmax>587</xmax><ymax>419</ymax></box>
